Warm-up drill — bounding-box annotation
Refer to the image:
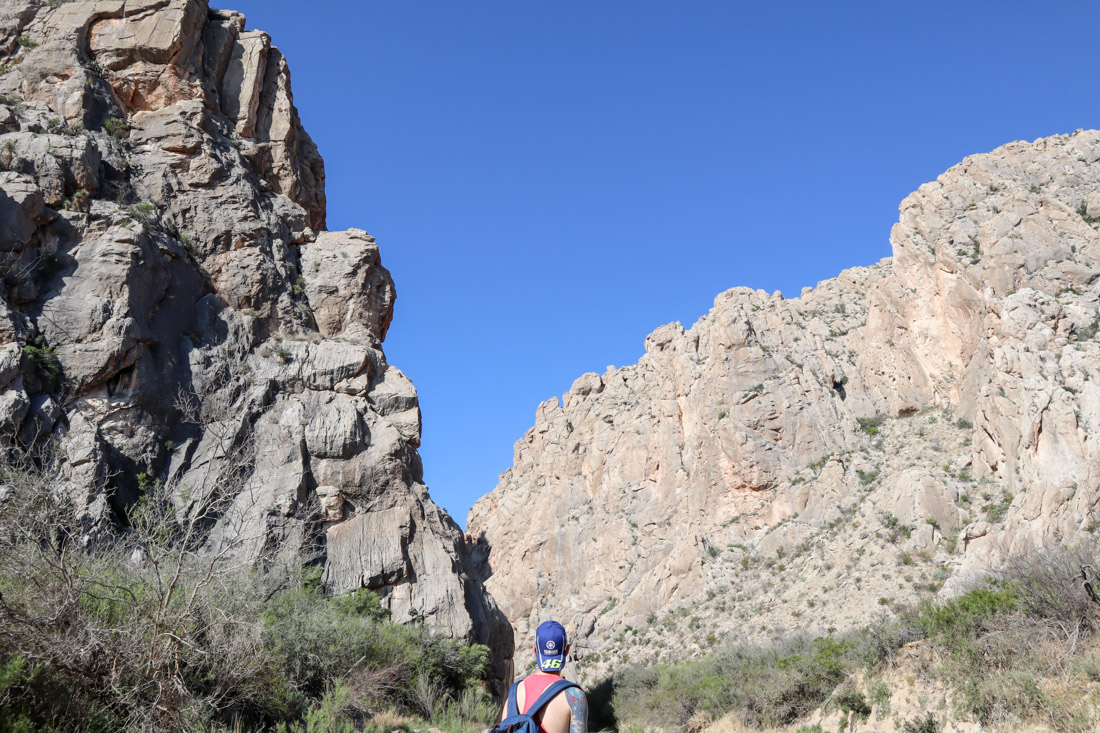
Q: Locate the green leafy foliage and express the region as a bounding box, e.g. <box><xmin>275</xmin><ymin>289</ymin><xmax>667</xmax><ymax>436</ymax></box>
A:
<box><xmin>103</xmin><ymin>116</ymin><xmax>129</xmax><ymax>138</ymax></box>
<box><xmin>21</xmin><ymin>334</ymin><xmax>60</xmax><ymax>381</ymax></box>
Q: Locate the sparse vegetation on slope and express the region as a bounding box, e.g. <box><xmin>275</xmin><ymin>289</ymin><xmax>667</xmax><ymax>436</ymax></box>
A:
<box><xmin>604</xmin><ymin>545</ymin><xmax>1100</xmax><ymax>732</ymax></box>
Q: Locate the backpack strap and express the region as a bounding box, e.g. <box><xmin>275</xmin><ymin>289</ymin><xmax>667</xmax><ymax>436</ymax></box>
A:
<box><xmin>505</xmin><ymin>680</ymin><xmax>522</xmax><ymax>719</ymax></box>
<box><xmin>524</xmin><ymin>678</ymin><xmax>580</xmax><ymax>717</ymax></box>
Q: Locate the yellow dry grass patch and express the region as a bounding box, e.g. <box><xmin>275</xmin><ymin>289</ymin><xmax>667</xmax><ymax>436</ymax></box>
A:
<box><xmin>367</xmin><ymin>708</ymin><xmax>423</xmax><ymax>729</ymax></box>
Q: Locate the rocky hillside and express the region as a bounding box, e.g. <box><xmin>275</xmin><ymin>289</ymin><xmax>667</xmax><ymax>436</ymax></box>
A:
<box><xmin>0</xmin><ymin>0</ymin><xmax>510</xmax><ymax>676</ymax></box>
<box><xmin>469</xmin><ymin>129</ymin><xmax>1100</xmax><ymax>681</ymax></box>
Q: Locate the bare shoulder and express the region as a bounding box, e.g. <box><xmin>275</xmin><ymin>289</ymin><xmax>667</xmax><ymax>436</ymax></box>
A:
<box><xmin>564</xmin><ymin>686</ymin><xmax>588</xmax><ymax>733</ymax></box>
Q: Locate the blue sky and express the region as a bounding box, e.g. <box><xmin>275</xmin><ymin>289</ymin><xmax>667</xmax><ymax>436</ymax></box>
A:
<box><xmin>218</xmin><ymin>1</ymin><xmax>1100</xmax><ymax>526</ymax></box>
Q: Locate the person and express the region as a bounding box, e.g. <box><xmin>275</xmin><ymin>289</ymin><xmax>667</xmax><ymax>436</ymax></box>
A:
<box><xmin>500</xmin><ymin>620</ymin><xmax>588</xmax><ymax>733</ymax></box>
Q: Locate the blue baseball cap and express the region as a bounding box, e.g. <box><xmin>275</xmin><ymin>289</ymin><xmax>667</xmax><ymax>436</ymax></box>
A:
<box><xmin>535</xmin><ymin>621</ymin><xmax>568</xmax><ymax>672</ymax></box>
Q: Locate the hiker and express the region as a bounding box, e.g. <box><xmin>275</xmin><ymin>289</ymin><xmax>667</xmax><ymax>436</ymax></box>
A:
<box><xmin>494</xmin><ymin>621</ymin><xmax>588</xmax><ymax>733</ymax></box>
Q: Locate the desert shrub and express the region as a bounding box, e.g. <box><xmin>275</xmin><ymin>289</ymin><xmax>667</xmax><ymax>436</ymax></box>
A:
<box><xmin>1075</xmin><ymin>646</ymin><xmax>1100</xmax><ymax>682</ymax></box>
<box><xmin>857</xmin><ymin>414</ymin><xmax>886</xmax><ymax>434</ymax></box>
<box><xmin>833</xmin><ymin>684</ymin><xmax>870</xmax><ymax>719</ymax></box>
<box><xmin>607</xmin><ymin>544</ymin><xmax>1100</xmax><ymax>731</ymax></box>
<box><xmin>259</xmin><ymin>576</ymin><xmax>488</xmax><ymax>718</ymax></box>
<box><xmin>430</xmin><ymin>684</ymin><xmax>499</xmax><ymax>732</ymax></box>
<box><xmin>913</xmin><ymin>586</ymin><xmax>1018</xmax><ymax>640</ymax></box>
<box><xmin>612</xmin><ymin>634</ymin><xmax>858</xmax><ymax>730</ymax></box>
<box><xmin>998</xmin><ymin>546</ymin><xmax>1100</xmax><ymax>633</ymax></box>
<box><xmin>903</xmin><ymin>712</ymin><xmax>939</xmax><ymax>733</ymax></box>
<box><xmin>273</xmin><ymin>683</ymin><xmax>357</xmax><ymax>733</ymax></box>
<box><xmin>898</xmin><ymin>586</ymin><xmax>1033</xmax><ymax>724</ymax></box>
<box><xmin>21</xmin><ymin>334</ymin><xmax>60</xmax><ymax>381</ymax></box>
<box><xmin>0</xmin><ymin>651</ymin><xmax>115</xmax><ymax>731</ymax></box>
<box><xmin>103</xmin><ymin>116</ymin><xmax>129</xmax><ymax>138</ymax></box>
<box><xmin>982</xmin><ymin>492</ymin><xmax>1014</xmax><ymax>523</ymax></box>
<box><xmin>866</xmin><ymin>679</ymin><xmax>890</xmax><ymax>715</ymax></box>
<box><xmin>857</xmin><ymin>468</ymin><xmax>879</xmax><ymax>486</ymax></box>
<box><xmin>130</xmin><ymin>201</ymin><xmax>156</xmax><ymax>223</ymax></box>
<box><xmin>0</xmin><ymin>420</ymin><xmax>492</xmax><ymax>731</ymax></box>
<box><xmin>859</xmin><ymin>610</ymin><xmax>921</xmax><ymax>668</ymax></box>
<box><xmin>910</xmin><ymin>563</ymin><xmax>1099</xmax><ymax>730</ymax></box>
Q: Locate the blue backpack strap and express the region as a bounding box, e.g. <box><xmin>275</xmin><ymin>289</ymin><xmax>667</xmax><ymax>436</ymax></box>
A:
<box><xmin>505</xmin><ymin>680</ymin><xmax>522</xmax><ymax>719</ymax></box>
<box><xmin>524</xmin><ymin>678</ymin><xmax>580</xmax><ymax>717</ymax></box>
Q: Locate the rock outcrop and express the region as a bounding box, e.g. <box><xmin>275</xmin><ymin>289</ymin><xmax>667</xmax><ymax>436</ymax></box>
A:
<box><xmin>0</xmin><ymin>0</ymin><xmax>511</xmax><ymax>680</ymax></box>
<box><xmin>469</xmin><ymin>130</ymin><xmax>1100</xmax><ymax>682</ymax></box>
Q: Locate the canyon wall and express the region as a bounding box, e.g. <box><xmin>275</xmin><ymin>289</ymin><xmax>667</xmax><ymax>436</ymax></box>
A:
<box><xmin>0</xmin><ymin>0</ymin><xmax>511</xmax><ymax>679</ymax></box>
<box><xmin>470</xmin><ymin>130</ymin><xmax>1100</xmax><ymax>681</ymax></box>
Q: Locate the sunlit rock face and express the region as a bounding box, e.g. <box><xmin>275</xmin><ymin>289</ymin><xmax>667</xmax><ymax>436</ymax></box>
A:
<box><xmin>470</xmin><ymin>130</ymin><xmax>1100</xmax><ymax>682</ymax></box>
<box><xmin>0</xmin><ymin>0</ymin><xmax>511</xmax><ymax>683</ymax></box>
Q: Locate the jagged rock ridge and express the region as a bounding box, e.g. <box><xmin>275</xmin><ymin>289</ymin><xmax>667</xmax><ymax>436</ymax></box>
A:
<box><xmin>469</xmin><ymin>129</ymin><xmax>1100</xmax><ymax>681</ymax></box>
<box><xmin>0</xmin><ymin>0</ymin><xmax>511</xmax><ymax>680</ymax></box>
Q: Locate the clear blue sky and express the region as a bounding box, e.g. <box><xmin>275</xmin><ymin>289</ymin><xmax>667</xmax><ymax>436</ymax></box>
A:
<box><xmin>217</xmin><ymin>1</ymin><xmax>1100</xmax><ymax>526</ymax></box>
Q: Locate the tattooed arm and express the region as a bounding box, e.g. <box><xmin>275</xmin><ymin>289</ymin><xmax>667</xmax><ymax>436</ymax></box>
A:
<box><xmin>565</xmin><ymin>686</ymin><xmax>588</xmax><ymax>733</ymax></box>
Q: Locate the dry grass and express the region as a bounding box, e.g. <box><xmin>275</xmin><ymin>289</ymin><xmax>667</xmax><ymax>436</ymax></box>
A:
<box><xmin>367</xmin><ymin>709</ymin><xmax>421</xmax><ymax>729</ymax></box>
<box><xmin>704</xmin><ymin>713</ymin><xmax>791</xmax><ymax>733</ymax></box>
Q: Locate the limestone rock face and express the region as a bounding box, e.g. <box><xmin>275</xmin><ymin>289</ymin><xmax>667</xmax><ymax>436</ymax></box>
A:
<box><xmin>469</xmin><ymin>131</ymin><xmax>1100</xmax><ymax>682</ymax></box>
<box><xmin>0</xmin><ymin>0</ymin><xmax>510</xmax><ymax>678</ymax></box>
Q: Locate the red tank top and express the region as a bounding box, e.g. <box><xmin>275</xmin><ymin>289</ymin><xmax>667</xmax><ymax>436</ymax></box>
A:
<box><xmin>520</xmin><ymin>673</ymin><xmax>562</xmax><ymax>733</ymax></box>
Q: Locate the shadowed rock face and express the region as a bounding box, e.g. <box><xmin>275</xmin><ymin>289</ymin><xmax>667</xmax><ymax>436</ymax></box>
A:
<box><xmin>470</xmin><ymin>131</ymin><xmax>1100</xmax><ymax>682</ymax></box>
<box><xmin>0</xmin><ymin>0</ymin><xmax>511</xmax><ymax>685</ymax></box>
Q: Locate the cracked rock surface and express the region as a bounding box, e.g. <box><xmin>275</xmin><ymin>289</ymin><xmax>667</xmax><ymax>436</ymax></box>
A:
<box><xmin>0</xmin><ymin>0</ymin><xmax>511</xmax><ymax>685</ymax></box>
<box><xmin>470</xmin><ymin>130</ymin><xmax>1100</xmax><ymax>682</ymax></box>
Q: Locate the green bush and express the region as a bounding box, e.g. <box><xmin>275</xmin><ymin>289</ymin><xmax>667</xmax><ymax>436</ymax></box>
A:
<box><xmin>903</xmin><ymin>712</ymin><xmax>939</xmax><ymax>733</ymax></box>
<box><xmin>612</xmin><ymin>635</ymin><xmax>858</xmax><ymax>730</ymax></box>
<box><xmin>21</xmin><ymin>334</ymin><xmax>60</xmax><ymax>381</ymax></box>
<box><xmin>913</xmin><ymin>586</ymin><xmax>1018</xmax><ymax>639</ymax></box>
<box><xmin>857</xmin><ymin>414</ymin><xmax>886</xmax><ymax>435</ymax></box>
<box><xmin>274</xmin><ymin>683</ymin><xmax>357</xmax><ymax>733</ymax></box>
<box><xmin>103</xmin><ymin>116</ymin><xmax>129</xmax><ymax>138</ymax></box>
<box><xmin>857</xmin><ymin>468</ymin><xmax>879</xmax><ymax>486</ymax></box>
<box><xmin>130</xmin><ymin>201</ymin><xmax>156</xmax><ymax>222</ymax></box>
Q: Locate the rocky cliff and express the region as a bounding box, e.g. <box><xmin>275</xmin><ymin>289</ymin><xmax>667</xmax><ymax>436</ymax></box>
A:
<box><xmin>469</xmin><ymin>130</ymin><xmax>1100</xmax><ymax>681</ymax></box>
<box><xmin>0</xmin><ymin>0</ymin><xmax>511</xmax><ymax>675</ymax></box>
